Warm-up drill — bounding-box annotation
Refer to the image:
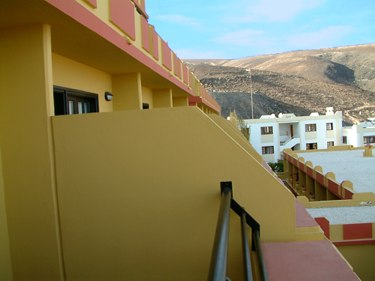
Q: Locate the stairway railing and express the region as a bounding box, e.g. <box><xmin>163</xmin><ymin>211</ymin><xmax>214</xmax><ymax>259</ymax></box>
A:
<box><xmin>208</xmin><ymin>182</ymin><xmax>268</xmax><ymax>281</ymax></box>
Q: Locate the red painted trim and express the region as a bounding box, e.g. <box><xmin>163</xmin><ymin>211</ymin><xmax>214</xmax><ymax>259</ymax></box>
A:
<box><xmin>173</xmin><ymin>53</ymin><xmax>182</xmax><ymax>78</ymax></box>
<box><xmin>109</xmin><ymin>0</ymin><xmax>136</xmax><ymax>40</ymax></box>
<box><xmin>151</xmin><ymin>29</ymin><xmax>159</xmax><ymax>60</ymax></box>
<box><xmin>141</xmin><ymin>17</ymin><xmax>150</xmax><ymax>53</ymax></box>
<box><xmin>315</xmin><ymin>217</ymin><xmax>330</xmax><ymax>238</ymax></box>
<box><xmin>334</xmin><ymin>239</ymin><xmax>375</xmax><ymax>246</ymax></box>
<box><xmin>293</xmin><ymin>158</ymin><xmax>298</xmax><ymax>166</ymax></box>
<box><xmin>327</xmin><ymin>178</ymin><xmax>340</xmax><ymax>197</ymax></box>
<box><xmin>315</xmin><ymin>172</ymin><xmax>324</xmax><ymax>185</ymax></box>
<box><xmin>182</xmin><ymin>64</ymin><xmax>189</xmax><ymax>85</ymax></box>
<box><xmin>343</xmin><ymin>223</ymin><xmax>372</xmax><ymax>240</ymax></box>
<box><xmin>298</xmin><ymin>162</ymin><xmax>305</xmax><ymax>170</ymax></box>
<box><xmin>161</xmin><ymin>39</ymin><xmax>172</xmax><ymax>70</ymax></box>
<box><xmin>307</xmin><ymin>166</ymin><xmax>313</xmax><ymax>177</ymax></box>
<box><xmin>342</xmin><ymin>189</ymin><xmax>353</xmax><ymax>199</ymax></box>
<box><xmin>84</xmin><ymin>0</ymin><xmax>97</xmax><ymax>8</ymax></box>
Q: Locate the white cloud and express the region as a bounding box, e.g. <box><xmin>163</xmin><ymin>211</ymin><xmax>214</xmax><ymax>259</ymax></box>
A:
<box><xmin>175</xmin><ymin>48</ymin><xmax>225</xmax><ymax>59</ymax></box>
<box><xmin>214</xmin><ymin>29</ymin><xmax>271</xmax><ymax>47</ymax></box>
<box><xmin>155</xmin><ymin>14</ymin><xmax>201</xmax><ymax>27</ymax></box>
<box><xmin>224</xmin><ymin>0</ymin><xmax>325</xmax><ymax>23</ymax></box>
<box><xmin>287</xmin><ymin>25</ymin><xmax>355</xmax><ymax>49</ymax></box>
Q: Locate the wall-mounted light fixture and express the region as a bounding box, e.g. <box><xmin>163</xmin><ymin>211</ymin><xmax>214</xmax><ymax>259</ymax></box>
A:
<box><xmin>104</xmin><ymin>91</ymin><xmax>113</xmax><ymax>101</ymax></box>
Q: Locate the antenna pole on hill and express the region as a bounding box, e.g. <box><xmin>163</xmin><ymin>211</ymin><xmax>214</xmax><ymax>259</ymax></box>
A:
<box><xmin>248</xmin><ymin>68</ymin><xmax>254</xmax><ymax>119</ymax></box>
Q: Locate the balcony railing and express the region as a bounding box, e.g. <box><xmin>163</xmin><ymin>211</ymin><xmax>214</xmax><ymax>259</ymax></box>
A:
<box><xmin>208</xmin><ymin>182</ymin><xmax>268</xmax><ymax>281</ymax></box>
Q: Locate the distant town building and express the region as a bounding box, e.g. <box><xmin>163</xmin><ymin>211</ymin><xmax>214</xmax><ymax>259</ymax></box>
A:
<box><xmin>343</xmin><ymin>118</ymin><xmax>375</xmax><ymax>147</ymax></box>
<box><xmin>244</xmin><ymin>107</ymin><xmax>343</xmax><ymax>163</ymax></box>
<box><xmin>283</xmin><ymin>146</ymin><xmax>375</xmax><ymax>280</ymax></box>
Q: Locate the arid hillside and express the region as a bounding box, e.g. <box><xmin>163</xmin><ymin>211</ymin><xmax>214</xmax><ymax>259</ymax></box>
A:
<box><xmin>187</xmin><ymin>44</ymin><xmax>375</xmax><ymax>124</ymax></box>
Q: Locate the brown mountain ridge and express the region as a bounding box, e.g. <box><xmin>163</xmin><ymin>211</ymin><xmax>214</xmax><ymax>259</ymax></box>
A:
<box><xmin>187</xmin><ymin>44</ymin><xmax>375</xmax><ymax>124</ymax></box>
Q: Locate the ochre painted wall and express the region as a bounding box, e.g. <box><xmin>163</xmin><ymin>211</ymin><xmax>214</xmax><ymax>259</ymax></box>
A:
<box><xmin>0</xmin><ymin>24</ymin><xmax>64</xmax><ymax>280</ymax></box>
<box><xmin>52</xmin><ymin>53</ymin><xmax>113</xmax><ymax>113</ymax></box>
<box><xmin>0</xmin><ymin>149</ymin><xmax>13</xmax><ymax>281</ymax></box>
<box><xmin>52</xmin><ymin>107</ymin><xmax>296</xmax><ymax>281</ymax></box>
<box><xmin>338</xmin><ymin>244</ymin><xmax>375</xmax><ymax>281</ymax></box>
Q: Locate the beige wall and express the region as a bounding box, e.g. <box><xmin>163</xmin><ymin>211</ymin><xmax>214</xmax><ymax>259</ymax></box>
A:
<box><xmin>0</xmin><ymin>150</ymin><xmax>13</xmax><ymax>281</ymax></box>
<box><xmin>0</xmin><ymin>24</ymin><xmax>64</xmax><ymax>280</ymax></box>
<box><xmin>338</xmin><ymin>244</ymin><xmax>375</xmax><ymax>281</ymax></box>
<box><xmin>52</xmin><ymin>53</ymin><xmax>113</xmax><ymax>113</ymax></box>
<box><xmin>52</xmin><ymin>107</ymin><xmax>296</xmax><ymax>281</ymax></box>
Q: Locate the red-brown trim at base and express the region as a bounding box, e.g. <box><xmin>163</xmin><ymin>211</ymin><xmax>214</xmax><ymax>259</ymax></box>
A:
<box><xmin>334</xmin><ymin>239</ymin><xmax>375</xmax><ymax>246</ymax></box>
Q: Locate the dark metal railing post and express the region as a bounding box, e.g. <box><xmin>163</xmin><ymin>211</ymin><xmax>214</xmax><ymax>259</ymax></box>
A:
<box><xmin>241</xmin><ymin>211</ymin><xmax>253</xmax><ymax>281</ymax></box>
<box><xmin>208</xmin><ymin>182</ymin><xmax>233</xmax><ymax>281</ymax></box>
<box><xmin>252</xmin><ymin>229</ymin><xmax>268</xmax><ymax>281</ymax></box>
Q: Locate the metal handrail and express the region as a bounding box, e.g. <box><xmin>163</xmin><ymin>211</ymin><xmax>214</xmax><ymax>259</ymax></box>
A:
<box><xmin>208</xmin><ymin>182</ymin><xmax>232</xmax><ymax>281</ymax></box>
<box><xmin>241</xmin><ymin>212</ymin><xmax>253</xmax><ymax>281</ymax></box>
<box><xmin>252</xmin><ymin>229</ymin><xmax>268</xmax><ymax>281</ymax></box>
<box><xmin>209</xmin><ymin>182</ymin><xmax>268</xmax><ymax>281</ymax></box>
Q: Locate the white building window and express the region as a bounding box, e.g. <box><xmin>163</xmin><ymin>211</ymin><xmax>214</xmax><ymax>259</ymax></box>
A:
<box><xmin>327</xmin><ymin>141</ymin><xmax>334</xmax><ymax>147</ymax></box>
<box><xmin>342</xmin><ymin>136</ymin><xmax>347</xmax><ymax>144</ymax></box>
<box><xmin>305</xmin><ymin>124</ymin><xmax>317</xmax><ymax>132</ymax></box>
<box><xmin>326</xmin><ymin>123</ymin><xmax>334</xmax><ymax>131</ymax></box>
<box><xmin>364</xmin><ymin>136</ymin><xmax>375</xmax><ymax>144</ymax></box>
<box><xmin>261</xmin><ymin>126</ymin><xmax>273</xmax><ymax>135</ymax></box>
<box><xmin>262</xmin><ymin>146</ymin><xmax>274</xmax><ymax>154</ymax></box>
<box><xmin>306</xmin><ymin>143</ymin><xmax>317</xmax><ymax>150</ymax></box>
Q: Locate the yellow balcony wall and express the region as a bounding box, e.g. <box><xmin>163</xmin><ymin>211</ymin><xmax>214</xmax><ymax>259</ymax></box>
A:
<box><xmin>0</xmin><ymin>149</ymin><xmax>13</xmax><ymax>281</ymax></box>
<box><xmin>52</xmin><ymin>106</ymin><xmax>296</xmax><ymax>281</ymax></box>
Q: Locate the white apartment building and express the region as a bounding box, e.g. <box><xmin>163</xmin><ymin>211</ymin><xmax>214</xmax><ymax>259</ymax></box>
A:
<box><xmin>244</xmin><ymin>107</ymin><xmax>343</xmax><ymax>163</ymax></box>
<box><xmin>343</xmin><ymin>118</ymin><xmax>375</xmax><ymax>147</ymax></box>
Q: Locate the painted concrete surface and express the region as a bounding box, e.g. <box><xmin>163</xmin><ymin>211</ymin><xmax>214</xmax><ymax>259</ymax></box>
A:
<box><xmin>262</xmin><ymin>240</ymin><xmax>359</xmax><ymax>281</ymax></box>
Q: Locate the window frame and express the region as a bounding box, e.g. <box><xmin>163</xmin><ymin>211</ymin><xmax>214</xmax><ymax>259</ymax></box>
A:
<box><xmin>262</xmin><ymin>146</ymin><xmax>275</xmax><ymax>155</ymax></box>
<box><xmin>54</xmin><ymin>86</ymin><xmax>99</xmax><ymax>115</ymax></box>
<box><xmin>305</xmin><ymin>123</ymin><xmax>317</xmax><ymax>132</ymax></box>
<box><xmin>261</xmin><ymin>126</ymin><xmax>273</xmax><ymax>135</ymax></box>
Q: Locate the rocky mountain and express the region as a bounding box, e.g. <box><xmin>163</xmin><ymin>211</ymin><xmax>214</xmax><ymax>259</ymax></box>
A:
<box><xmin>187</xmin><ymin>44</ymin><xmax>375</xmax><ymax>124</ymax></box>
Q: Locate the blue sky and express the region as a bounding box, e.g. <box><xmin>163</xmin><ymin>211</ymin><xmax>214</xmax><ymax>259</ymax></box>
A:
<box><xmin>146</xmin><ymin>0</ymin><xmax>375</xmax><ymax>59</ymax></box>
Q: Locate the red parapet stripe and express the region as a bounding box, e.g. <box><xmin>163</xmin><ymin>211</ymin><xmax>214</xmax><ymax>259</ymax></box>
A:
<box><xmin>327</xmin><ymin>178</ymin><xmax>340</xmax><ymax>197</ymax></box>
<box><xmin>109</xmin><ymin>0</ymin><xmax>136</xmax><ymax>40</ymax></box>
<box><xmin>315</xmin><ymin>217</ymin><xmax>330</xmax><ymax>238</ymax></box>
<box><xmin>342</xmin><ymin>188</ymin><xmax>353</xmax><ymax>199</ymax></box>
<box><xmin>161</xmin><ymin>39</ymin><xmax>172</xmax><ymax>70</ymax></box>
<box><xmin>141</xmin><ymin>17</ymin><xmax>150</xmax><ymax>53</ymax></box>
<box><xmin>182</xmin><ymin>64</ymin><xmax>189</xmax><ymax>85</ymax></box>
<box><xmin>173</xmin><ymin>53</ymin><xmax>182</xmax><ymax>78</ymax></box>
<box><xmin>151</xmin><ymin>29</ymin><xmax>159</xmax><ymax>60</ymax></box>
<box><xmin>334</xmin><ymin>239</ymin><xmax>375</xmax><ymax>246</ymax></box>
<box><xmin>298</xmin><ymin>162</ymin><xmax>305</xmax><ymax>170</ymax></box>
<box><xmin>343</xmin><ymin>223</ymin><xmax>372</xmax><ymax>240</ymax></box>
<box><xmin>306</xmin><ymin>166</ymin><xmax>313</xmax><ymax>177</ymax></box>
<box><xmin>315</xmin><ymin>172</ymin><xmax>324</xmax><ymax>185</ymax></box>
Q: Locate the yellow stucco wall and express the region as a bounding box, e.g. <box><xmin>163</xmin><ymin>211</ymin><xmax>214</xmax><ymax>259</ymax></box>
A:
<box><xmin>52</xmin><ymin>53</ymin><xmax>113</xmax><ymax>113</ymax></box>
<box><xmin>52</xmin><ymin>107</ymin><xmax>296</xmax><ymax>281</ymax></box>
<box><xmin>0</xmin><ymin>150</ymin><xmax>13</xmax><ymax>281</ymax></box>
<box><xmin>338</xmin><ymin>244</ymin><xmax>375</xmax><ymax>281</ymax></box>
<box><xmin>0</xmin><ymin>24</ymin><xmax>64</xmax><ymax>280</ymax></box>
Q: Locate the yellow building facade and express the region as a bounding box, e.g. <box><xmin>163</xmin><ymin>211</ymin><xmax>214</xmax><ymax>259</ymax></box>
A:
<box><xmin>0</xmin><ymin>1</ymin><xmax>360</xmax><ymax>280</ymax></box>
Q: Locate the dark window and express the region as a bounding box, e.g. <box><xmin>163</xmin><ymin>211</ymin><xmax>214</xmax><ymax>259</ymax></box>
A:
<box><xmin>327</xmin><ymin>141</ymin><xmax>334</xmax><ymax>147</ymax></box>
<box><xmin>306</xmin><ymin>143</ymin><xmax>317</xmax><ymax>150</ymax></box>
<box><xmin>364</xmin><ymin>136</ymin><xmax>375</xmax><ymax>144</ymax></box>
<box><xmin>342</xmin><ymin>136</ymin><xmax>347</xmax><ymax>144</ymax></box>
<box><xmin>262</xmin><ymin>146</ymin><xmax>274</xmax><ymax>155</ymax></box>
<box><xmin>326</xmin><ymin>123</ymin><xmax>334</xmax><ymax>131</ymax></box>
<box><xmin>261</xmin><ymin>126</ymin><xmax>273</xmax><ymax>135</ymax></box>
<box><xmin>142</xmin><ymin>103</ymin><xmax>150</xmax><ymax>109</ymax></box>
<box><xmin>54</xmin><ymin>86</ymin><xmax>99</xmax><ymax>115</ymax></box>
<box><xmin>305</xmin><ymin>124</ymin><xmax>317</xmax><ymax>132</ymax></box>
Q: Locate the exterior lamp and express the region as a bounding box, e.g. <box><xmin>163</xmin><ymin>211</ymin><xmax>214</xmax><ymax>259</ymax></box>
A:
<box><xmin>104</xmin><ymin>91</ymin><xmax>113</xmax><ymax>101</ymax></box>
